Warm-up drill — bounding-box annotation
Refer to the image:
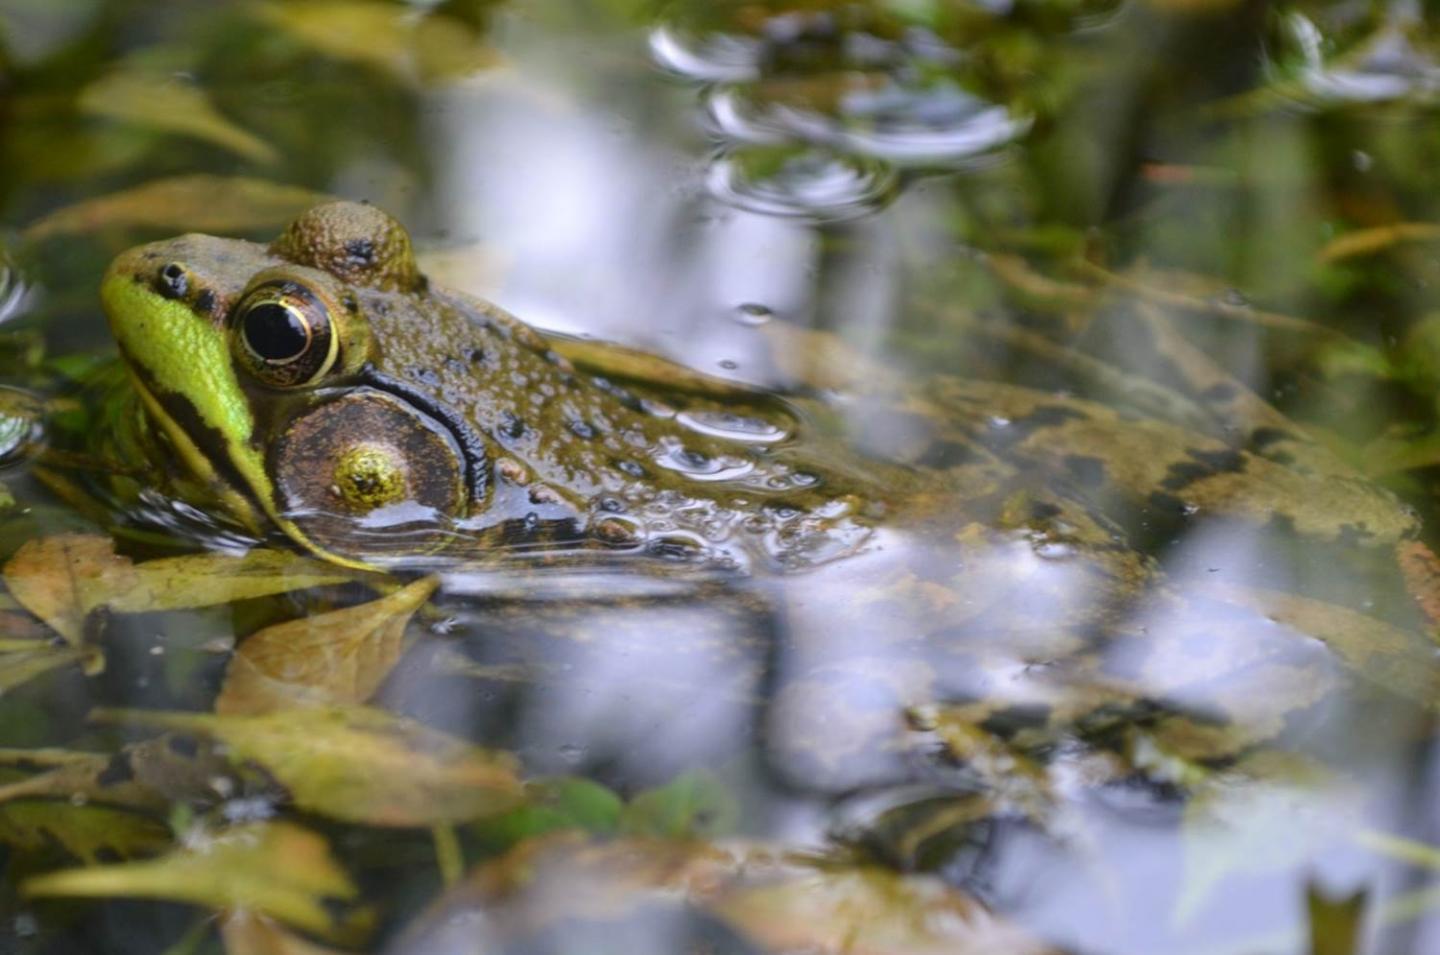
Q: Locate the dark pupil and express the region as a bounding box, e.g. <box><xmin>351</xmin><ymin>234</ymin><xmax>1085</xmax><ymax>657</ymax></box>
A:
<box><xmin>243</xmin><ymin>303</ymin><xmax>309</xmax><ymax>362</ymax></box>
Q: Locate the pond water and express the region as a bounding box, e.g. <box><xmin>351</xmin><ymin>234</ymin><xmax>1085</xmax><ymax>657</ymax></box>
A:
<box><xmin>3</xmin><ymin>1</ymin><xmax>1440</xmax><ymax>953</ymax></box>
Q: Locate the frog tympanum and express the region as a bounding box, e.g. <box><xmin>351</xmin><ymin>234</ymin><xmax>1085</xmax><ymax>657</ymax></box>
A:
<box><xmin>94</xmin><ymin>200</ymin><xmax>1438</xmax><ymax>831</ymax></box>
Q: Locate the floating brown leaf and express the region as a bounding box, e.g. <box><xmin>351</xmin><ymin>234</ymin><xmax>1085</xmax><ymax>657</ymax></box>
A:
<box><xmin>217</xmin><ymin>576</ymin><xmax>437</xmax><ymax>715</ymax></box>
<box><xmin>24</xmin><ymin>821</ymin><xmax>370</xmax><ymax>943</ymax></box>
<box><xmin>401</xmin><ymin>836</ymin><xmax>1062</xmax><ymax>954</ymax></box>
<box><xmin>4</xmin><ymin>535</ymin><xmax>136</xmax><ymax>645</ymax></box>
<box><xmin>24</xmin><ymin>175</ymin><xmax>328</xmax><ymax>241</ymax></box>
<box><xmin>79</xmin><ymin>70</ymin><xmax>277</xmax><ymax>163</ymax></box>
<box><xmin>92</xmin><ymin>705</ymin><xmax>523</xmax><ymax>827</ymax></box>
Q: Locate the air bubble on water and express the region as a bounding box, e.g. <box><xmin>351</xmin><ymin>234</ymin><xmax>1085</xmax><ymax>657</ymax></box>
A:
<box><xmin>558</xmin><ymin>743</ymin><xmax>585</xmax><ymax>765</ymax></box>
<box><xmin>718</xmin><ymin>358</ymin><xmax>739</xmax><ymax>370</ymax></box>
<box><xmin>733</xmin><ymin>302</ymin><xmax>774</xmax><ymax>326</ymax></box>
<box><xmin>678</xmin><ymin>410</ymin><xmax>789</xmax><ymax>443</ymax></box>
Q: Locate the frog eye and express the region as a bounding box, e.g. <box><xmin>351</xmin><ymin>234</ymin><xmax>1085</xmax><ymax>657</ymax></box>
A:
<box><xmin>230</xmin><ymin>281</ymin><xmax>338</xmax><ymax>388</ymax></box>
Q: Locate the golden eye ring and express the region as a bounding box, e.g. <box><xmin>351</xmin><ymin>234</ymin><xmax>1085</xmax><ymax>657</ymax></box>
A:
<box><xmin>231</xmin><ymin>281</ymin><xmax>338</xmax><ymax>388</ymax></box>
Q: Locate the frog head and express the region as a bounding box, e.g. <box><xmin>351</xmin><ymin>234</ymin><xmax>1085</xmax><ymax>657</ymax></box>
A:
<box><xmin>101</xmin><ymin>201</ymin><xmax>474</xmax><ymax>568</ymax></box>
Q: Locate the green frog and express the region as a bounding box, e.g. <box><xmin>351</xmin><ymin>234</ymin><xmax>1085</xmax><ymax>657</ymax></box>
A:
<box><xmin>93</xmin><ymin>200</ymin><xmax>1439</xmax><ymax>820</ymax></box>
<box><xmin>101</xmin><ymin>200</ymin><xmax>900</xmax><ymax>573</ymax></box>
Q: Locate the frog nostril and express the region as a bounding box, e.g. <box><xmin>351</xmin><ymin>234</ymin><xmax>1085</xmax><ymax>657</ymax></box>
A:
<box><xmin>156</xmin><ymin>263</ymin><xmax>189</xmax><ymax>299</ymax></box>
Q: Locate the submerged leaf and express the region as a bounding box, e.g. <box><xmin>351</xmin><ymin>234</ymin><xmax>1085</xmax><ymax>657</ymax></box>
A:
<box><xmin>79</xmin><ymin>70</ymin><xmax>278</xmax><ymax>163</ymax></box>
<box><xmin>24</xmin><ymin>821</ymin><xmax>370</xmax><ymax>943</ymax></box>
<box><xmin>0</xmin><ymin>800</ymin><xmax>170</xmax><ymax>863</ymax></box>
<box><xmin>92</xmin><ymin>706</ymin><xmax>523</xmax><ymax>827</ymax></box>
<box><xmin>0</xmin><ymin>736</ymin><xmax>240</xmax><ymax>813</ymax></box>
<box><xmin>620</xmin><ymin>770</ymin><xmax>737</xmax><ymax>839</ymax></box>
<box><xmin>217</xmin><ymin>576</ymin><xmax>437</xmax><ymax>714</ymax></box>
<box><xmin>24</xmin><ymin>176</ymin><xmax>328</xmax><ymax>241</ymax></box>
<box><xmin>221</xmin><ymin>911</ymin><xmax>351</xmax><ymax>955</ymax></box>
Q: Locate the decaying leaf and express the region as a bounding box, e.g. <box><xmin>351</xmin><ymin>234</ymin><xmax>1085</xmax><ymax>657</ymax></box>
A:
<box><xmin>4</xmin><ymin>535</ymin><xmax>136</xmax><ymax>644</ymax></box>
<box><xmin>79</xmin><ymin>70</ymin><xmax>278</xmax><ymax>163</ymax></box>
<box><xmin>3</xmin><ymin>535</ymin><xmax>362</xmax><ymax>646</ymax></box>
<box><xmin>251</xmin><ymin>0</ymin><xmax>498</xmax><ymax>83</ymax></box>
<box><xmin>217</xmin><ymin>576</ymin><xmax>437</xmax><ymax>715</ymax></box>
<box><xmin>0</xmin><ymin>735</ymin><xmax>242</xmax><ymax>814</ymax></box>
<box><xmin>92</xmin><ymin>705</ymin><xmax>523</xmax><ymax>827</ymax></box>
<box><xmin>400</xmin><ymin>835</ymin><xmax>1063</xmax><ymax>955</ymax></box>
<box><xmin>221</xmin><ymin>911</ymin><xmax>352</xmax><ymax>955</ymax></box>
<box><xmin>23</xmin><ymin>175</ymin><xmax>328</xmax><ymax>241</ymax></box>
<box><xmin>0</xmin><ymin>800</ymin><xmax>171</xmax><ymax>863</ymax></box>
<box><xmin>24</xmin><ymin>821</ymin><xmax>371</xmax><ymax>943</ymax></box>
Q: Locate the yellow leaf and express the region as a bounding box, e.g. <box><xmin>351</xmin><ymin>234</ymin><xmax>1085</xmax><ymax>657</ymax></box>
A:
<box><xmin>217</xmin><ymin>576</ymin><xmax>437</xmax><ymax>714</ymax></box>
<box><xmin>79</xmin><ymin>70</ymin><xmax>278</xmax><ymax>163</ymax></box>
<box><xmin>105</xmin><ymin>549</ymin><xmax>364</xmax><ymax>614</ymax></box>
<box><xmin>24</xmin><ymin>821</ymin><xmax>371</xmax><ymax>944</ymax></box>
<box><xmin>222</xmin><ymin>911</ymin><xmax>351</xmax><ymax>955</ymax></box>
<box><xmin>4</xmin><ymin>536</ymin><xmax>363</xmax><ymax>645</ymax></box>
<box><xmin>24</xmin><ymin>175</ymin><xmax>328</xmax><ymax>241</ymax></box>
<box><xmin>92</xmin><ymin>705</ymin><xmax>523</xmax><ymax>827</ymax></box>
<box><xmin>0</xmin><ymin>800</ymin><xmax>171</xmax><ymax>863</ymax></box>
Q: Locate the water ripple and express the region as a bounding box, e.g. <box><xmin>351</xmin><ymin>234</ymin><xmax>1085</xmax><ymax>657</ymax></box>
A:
<box><xmin>706</xmin><ymin>146</ymin><xmax>899</xmax><ymax>222</ymax></box>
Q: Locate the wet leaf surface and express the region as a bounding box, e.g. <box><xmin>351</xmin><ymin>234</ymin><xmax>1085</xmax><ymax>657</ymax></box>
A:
<box><xmin>217</xmin><ymin>575</ymin><xmax>437</xmax><ymax>715</ymax></box>
<box><xmin>24</xmin><ymin>821</ymin><xmax>371</xmax><ymax>943</ymax></box>
<box><xmin>92</xmin><ymin>705</ymin><xmax>524</xmax><ymax>826</ymax></box>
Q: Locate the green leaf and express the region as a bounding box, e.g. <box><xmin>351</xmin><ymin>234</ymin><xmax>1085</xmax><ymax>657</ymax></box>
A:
<box><xmin>472</xmin><ymin>777</ymin><xmax>623</xmax><ymax>850</ymax></box>
<box><xmin>620</xmin><ymin>770</ymin><xmax>737</xmax><ymax>839</ymax></box>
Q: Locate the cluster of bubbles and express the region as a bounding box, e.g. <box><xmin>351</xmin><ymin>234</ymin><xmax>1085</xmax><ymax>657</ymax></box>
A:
<box><xmin>651</xmin><ymin>0</ymin><xmax>1055</xmax><ymax>221</ymax></box>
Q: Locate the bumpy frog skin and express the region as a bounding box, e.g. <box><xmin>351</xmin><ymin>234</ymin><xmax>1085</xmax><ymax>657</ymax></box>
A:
<box><xmin>102</xmin><ymin>201</ymin><xmax>887</xmax><ymax>570</ymax></box>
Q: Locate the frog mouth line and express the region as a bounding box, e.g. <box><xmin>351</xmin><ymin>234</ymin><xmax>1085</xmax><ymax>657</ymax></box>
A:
<box><xmin>353</xmin><ymin>364</ymin><xmax>491</xmax><ymax>507</ymax></box>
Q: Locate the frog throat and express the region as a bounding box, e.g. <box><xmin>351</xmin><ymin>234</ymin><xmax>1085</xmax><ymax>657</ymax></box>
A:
<box><xmin>103</xmin><ymin>274</ymin><xmax>372</xmax><ymax>570</ymax></box>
